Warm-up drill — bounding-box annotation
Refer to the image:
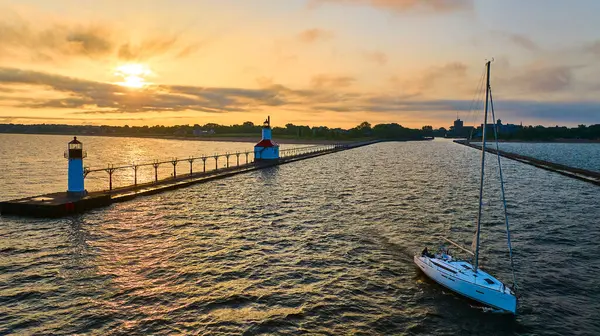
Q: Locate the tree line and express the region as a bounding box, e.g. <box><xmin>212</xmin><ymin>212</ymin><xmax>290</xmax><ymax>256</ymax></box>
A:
<box><xmin>492</xmin><ymin>124</ymin><xmax>600</xmax><ymax>141</ymax></box>
<box><xmin>2</xmin><ymin>122</ymin><xmax>597</xmax><ymax>141</ymax></box>
<box><xmin>0</xmin><ymin>121</ymin><xmax>429</xmax><ymax>140</ymax></box>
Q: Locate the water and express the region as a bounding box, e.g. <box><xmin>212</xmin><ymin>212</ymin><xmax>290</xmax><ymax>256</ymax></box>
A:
<box><xmin>1</xmin><ymin>136</ymin><xmax>599</xmax><ymax>335</ymax></box>
<box><xmin>0</xmin><ymin>134</ymin><xmax>308</xmax><ymax>198</ymax></box>
<box><xmin>481</xmin><ymin>142</ymin><xmax>600</xmax><ymax>173</ymax></box>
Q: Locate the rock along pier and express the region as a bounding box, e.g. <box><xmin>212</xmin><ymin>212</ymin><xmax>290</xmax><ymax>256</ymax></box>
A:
<box><xmin>0</xmin><ymin>117</ymin><xmax>381</xmax><ymax>218</ymax></box>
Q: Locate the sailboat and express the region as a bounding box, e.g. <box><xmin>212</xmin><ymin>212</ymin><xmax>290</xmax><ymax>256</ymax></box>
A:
<box><xmin>414</xmin><ymin>60</ymin><xmax>518</xmax><ymax>314</ymax></box>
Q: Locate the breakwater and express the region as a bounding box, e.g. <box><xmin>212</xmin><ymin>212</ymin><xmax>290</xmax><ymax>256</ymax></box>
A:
<box><xmin>454</xmin><ymin>140</ymin><xmax>600</xmax><ymax>186</ymax></box>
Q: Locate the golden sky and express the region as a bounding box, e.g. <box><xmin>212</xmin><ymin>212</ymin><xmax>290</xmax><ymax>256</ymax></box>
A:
<box><xmin>1</xmin><ymin>0</ymin><xmax>599</xmax><ymax>128</ymax></box>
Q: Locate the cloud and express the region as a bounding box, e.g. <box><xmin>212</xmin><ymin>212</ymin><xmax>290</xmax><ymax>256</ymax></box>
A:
<box><xmin>583</xmin><ymin>41</ymin><xmax>600</xmax><ymax>56</ymax></box>
<box><xmin>0</xmin><ymin>20</ymin><xmax>199</xmax><ymax>62</ymax></box>
<box><xmin>117</xmin><ymin>37</ymin><xmax>204</xmax><ymax>62</ymax></box>
<box><xmin>65</xmin><ymin>28</ymin><xmax>113</xmax><ymax>56</ymax></box>
<box><xmin>1</xmin><ymin>66</ymin><xmax>599</xmax><ymax>126</ymax></box>
<box><xmin>491</xmin><ymin>31</ymin><xmax>539</xmax><ymax>51</ymax></box>
<box><xmin>0</xmin><ymin>115</ymin><xmax>171</xmax><ymax>122</ymax></box>
<box><xmin>423</xmin><ymin>62</ymin><xmax>467</xmax><ymax>80</ymax></box>
<box><xmin>491</xmin><ymin>100</ymin><xmax>600</xmax><ymax>124</ymax></box>
<box><xmin>363</xmin><ymin>51</ymin><xmax>388</xmax><ymax>65</ymax></box>
<box><xmin>499</xmin><ymin>65</ymin><xmax>574</xmax><ymax>94</ymax></box>
<box><xmin>399</xmin><ymin>61</ymin><xmax>468</xmax><ymax>94</ymax></box>
<box><xmin>309</xmin><ymin>0</ymin><xmax>473</xmax><ymax>13</ymax></box>
<box><xmin>0</xmin><ymin>22</ymin><xmax>112</xmax><ymax>60</ymax></box>
<box><xmin>310</xmin><ymin>74</ymin><xmax>356</xmax><ymax>89</ymax></box>
<box><xmin>297</xmin><ymin>28</ymin><xmax>333</xmax><ymax>43</ymax></box>
<box><xmin>0</xmin><ymin>67</ymin><xmax>322</xmax><ymax>114</ymax></box>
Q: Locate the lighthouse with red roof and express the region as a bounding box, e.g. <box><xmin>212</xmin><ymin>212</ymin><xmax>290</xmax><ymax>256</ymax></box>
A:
<box><xmin>254</xmin><ymin>116</ymin><xmax>280</xmax><ymax>161</ymax></box>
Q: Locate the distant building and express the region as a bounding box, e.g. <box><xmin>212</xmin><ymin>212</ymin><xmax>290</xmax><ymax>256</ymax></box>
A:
<box><xmin>496</xmin><ymin>119</ymin><xmax>520</xmax><ymax>134</ymax></box>
<box><xmin>447</xmin><ymin>118</ymin><xmax>470</xmax><ymax>138</ymax></box>
<box><xmin>446</xmin><ymin>117</ymin><xmax>524</xmax><ymax>139</ymax></box>
<box><xmin>192</xmin><ymin>127</ymin><xmax>215</xmax><ymax>136</ymax></box>
<box><xmin>454</xmin><ymin>118</ymin><xmax>464</xmax><ymax>133</ymax></box>
<box><xmin>473</xmin><ymin>119</ymin><xmax>521</xmax><ymax>138</ymax></box>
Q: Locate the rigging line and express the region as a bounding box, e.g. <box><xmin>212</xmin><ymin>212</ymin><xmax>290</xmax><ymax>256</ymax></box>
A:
<box><xmin>454</xmin><ymin>65</ymin><xmax>485</xmax><ymax>125</ymax></box>
<box><xmin>467</xmin><ymin>65</ymin><xmax>487</xmax><ymax>141</ymax></box>
<box><xmin>470</xmin><ymin>74</ymin><xmax>486</xmax><ymax>141</ymax></box>
<box><xmin>489</xmin><ymin>87</ymin><xmax>518</xmax><ymax>290</ymax></box>
<box><xmin>467</xmin><ymin>88</ymin><xmax>484</xmax><ymax>142</ymax></box>
<box><xmin>466</xmin><ymin>66</ymin><xmax>486</xmax><ymax>122</ymax></box>
<box><xmin>469</xmin><ymin>65</ymin><xmax>487</xmax><ymax>115</ymax></box>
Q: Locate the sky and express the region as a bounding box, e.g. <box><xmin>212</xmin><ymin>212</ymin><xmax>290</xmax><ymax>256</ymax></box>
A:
<box><xmin>0</xmin><ymin>0</ymin><xmax>599</xmax><ymax>129</ymax></box>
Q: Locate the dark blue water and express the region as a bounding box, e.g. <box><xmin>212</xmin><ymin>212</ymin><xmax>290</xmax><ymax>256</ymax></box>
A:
<box><xmin>1</xmin><ymin>138</ymin><xmax>599</xmax><ymax>335</ymax></box>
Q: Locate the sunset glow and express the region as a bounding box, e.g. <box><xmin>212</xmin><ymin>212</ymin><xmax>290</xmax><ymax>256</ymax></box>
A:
<box><xmin>115</xmin><ymin>64</ymin><xmax>152</xmax><ymax>88</ymax></box>
<box><xmin>0</xmin><ymin>0</ymin><xmax>599</xmax><ymax>128</ymax></box>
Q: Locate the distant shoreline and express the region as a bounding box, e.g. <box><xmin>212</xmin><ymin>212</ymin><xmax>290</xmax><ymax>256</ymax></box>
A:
<box><xmin>496</xmin><ymin>139</ymin><xmax>600</xmax><ymax>143</ymax></box>
<box><xmin>0</xmin><ymin>131</ymin><xmax>362</xmax><ymax>145</ymax></box>
<box><xmin>444</xmin><ymin>137</ymin><xmax>600</xmax><ymax>144</ymax></box>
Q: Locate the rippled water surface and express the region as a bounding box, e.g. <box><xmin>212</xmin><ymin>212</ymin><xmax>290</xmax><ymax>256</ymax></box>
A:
<box><xmin>482</xmin><ymin>142</ymin><xmax>600</xmax><ymax>173</ymax></box>
<box><xmin>1</xmin><ymin>136</ymin><xmax>599</xmax><ymax>335</ymax></box>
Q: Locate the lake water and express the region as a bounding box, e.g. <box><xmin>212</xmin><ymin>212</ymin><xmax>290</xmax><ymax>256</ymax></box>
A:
<box><xmin>481</xmin><ymin>142</ymin><xmax>600</xmax><ymax>173</ymax></box>
<box><xmin>0</xmin><ymin>134</ymin><xmax>309</xmax><ymax>199</ymax></box>
<box><xmin>1</xmin><ymin>135</ymin><xmax>599</xmax><ymax>335</ymax></box>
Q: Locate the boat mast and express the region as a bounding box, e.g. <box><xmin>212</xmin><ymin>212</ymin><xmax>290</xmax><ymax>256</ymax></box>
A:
<box><xmin>474</xmin><ymin>61</ymin><xmax>491</xmax><ymax>272</ymax></box>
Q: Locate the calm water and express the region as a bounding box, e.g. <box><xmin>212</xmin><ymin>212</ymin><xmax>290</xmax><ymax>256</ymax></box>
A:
<box><xmin>1</xmin><ymin>136</ymin><xmax>599</xmax><ymax>335</ymax></box>
<box><xmin>0</xmin><ymin>134</ymin><xmax>308</xmax><ymax>198</ymax></box>
<box><xmin>481</xmin><ymin>142</ymin><xmax>600</xmax><ymax>173</ymax></box>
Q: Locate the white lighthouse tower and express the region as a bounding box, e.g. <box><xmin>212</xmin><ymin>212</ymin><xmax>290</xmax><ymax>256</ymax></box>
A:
<box><xmin>66</xmin><ymin>137</ymin><xmax>87</xmax><ymax>195</ymax></box>
<box><xmin>254</xmin><ymin>116</ymin><xmax>280</xmax><ymax>161</ymax></box>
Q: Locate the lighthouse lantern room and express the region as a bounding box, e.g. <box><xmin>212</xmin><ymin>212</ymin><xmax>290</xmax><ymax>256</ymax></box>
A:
<box><xmin>254</xmin><ymin>116</ymin><xmax>280</xmax><ymax>161</ymax></box>
<box><xmin>66</xmin><ymin>137</ymin><xmax>87</xmax><ymax>195</ymax></box>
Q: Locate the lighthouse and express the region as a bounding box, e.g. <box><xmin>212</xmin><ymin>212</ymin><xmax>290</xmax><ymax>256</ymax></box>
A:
<box><xmin>254</xmin><ymin>116</ymin><xmax>280</xmax><ymax>161</ymax></box>
<box><xmin>66</xmin><ymin>137</ymin><xmax>87</xmax><ymax>195</ymax></box>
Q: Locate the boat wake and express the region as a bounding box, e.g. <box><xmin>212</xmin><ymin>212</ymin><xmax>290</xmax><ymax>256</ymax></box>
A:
<box><xmin>469</xmin><ymin>305</ymin><xmax>508</xmax><ymax>314</ymax></box>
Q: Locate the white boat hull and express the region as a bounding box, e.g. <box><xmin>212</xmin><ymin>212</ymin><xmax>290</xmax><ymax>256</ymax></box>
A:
<box><xmin>414</xmin><ymin>255</ymin><xmax>517</xmax><ymax>314</ymax></box>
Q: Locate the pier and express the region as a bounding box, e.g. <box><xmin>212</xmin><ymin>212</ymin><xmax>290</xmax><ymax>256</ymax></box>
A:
<box><xmin>0</xmin><ymin>142</ymin><xmax>379</xmax><ymax>218</ymax></box>
<box><xmin>454</xmin><ymin>140</ymin><xmax>600</xmax><ymax>186</ymax></box>
<box><xmin>0</xmin><ymin>116</ymin><xmax>382</xmax><ymax>218</ymax></box>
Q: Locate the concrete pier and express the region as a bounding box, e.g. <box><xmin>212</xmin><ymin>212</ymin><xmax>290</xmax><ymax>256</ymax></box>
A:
<box><xmin>0</xmin><ymin>140</ymin><xmax>380</xmax><ymax>218</ymax></box>
<box><xmin>455</xmin><ymin>140</ymin><xmax>600</xmax><ymax>186</ymax></box>
<box><xmin>0</xmin><ymin>193</ymin><xmax>112</xmax><ymax>218</ymax></box>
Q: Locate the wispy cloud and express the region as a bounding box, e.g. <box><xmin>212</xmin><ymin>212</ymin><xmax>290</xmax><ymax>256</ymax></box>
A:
<box><xmin>310</xmin><ymin>74</ymin><xmax>356</xmax><ymax>89</ymax></box>
<box><xmin>363</xmin><ymin>51</ymin><xmax>388</xmax><ymax>65</ymax></box>
<box><xmin>583</xmin><ymin>40</ymin><xmax>600</xmax><ymax>56</ymax></box>
<box><xmin>0</xmin><ymin>115</ymin><xmax>177</xmax><ymax>122</ymax></box>
<box><xmin>1</xmin><ymin>66</ymin><xmax>599</xmax><ymax>126</ymax></box>
<box><xmin>498</xmin><ymin>64</ymin><xmax>575</xmax><ymax>94</ymax></box>
<box><xmin>297</xmin><ymin>28</ymin><xmax>333</xmax><ymax>43</ymax></box>
<box><xmin>309</xmin><ymin>0</ymin><xmax>473</xmax><ymax>13</ymax></box>
<box><xmin>491</xmin><ymin>31</ymin><xmax>539</xmax><ymax>51</ymax></box>
<box><xmin>0</xmin><ymin>20</ymin><xmax>200</xmax><ymax>62</ymax></box>
<box><xmin>394</xmin><ymin>61</ymin><xmax>469</xmax><ymax>95</ymax></box>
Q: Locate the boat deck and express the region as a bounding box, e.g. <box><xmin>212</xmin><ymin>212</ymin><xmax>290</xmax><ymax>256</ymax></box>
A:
<box><xmin>429</xmin><ymin>256</ymin><xmax>513</xmax><ymax>295</ymax></box>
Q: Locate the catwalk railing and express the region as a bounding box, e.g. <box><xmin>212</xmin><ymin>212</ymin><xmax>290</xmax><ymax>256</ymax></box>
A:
<box><xmin>83</xmin><ymin>144</ymin><xmax>344</xmax><ymax>192</ymax></box>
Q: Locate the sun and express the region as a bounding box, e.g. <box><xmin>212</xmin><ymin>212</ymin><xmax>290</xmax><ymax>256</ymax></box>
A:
<box><xmin>114</xmin><ymin>64</ymin><xmax>152</xmax><ymax>88</ymax></box>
